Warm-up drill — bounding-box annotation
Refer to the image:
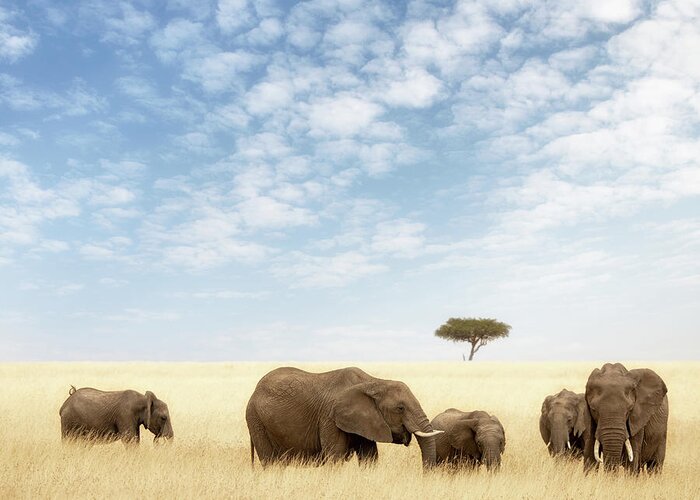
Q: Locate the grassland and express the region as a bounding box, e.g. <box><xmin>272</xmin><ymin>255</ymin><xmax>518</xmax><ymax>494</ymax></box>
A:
<box><xmin>0</xmin><ymin>362</ymin><xmax>698</xmax><ymax>499</ymax></box>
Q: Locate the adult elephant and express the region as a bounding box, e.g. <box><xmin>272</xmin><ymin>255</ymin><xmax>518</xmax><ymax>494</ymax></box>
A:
<box><xmin>584</xmin><ymin>363</ymin><xmax>668</xmax><ymax>472</ymax></box>
<box><xmin>431</xmin><ymin>409</ymin><xmax>506</xmax><ymax>470</ymax></box>
<box><xmin>60</xmin><ymin>386</ymin><xmax>174</xmax><ymax>445</ymax></box>
<box><xmin>246</xmin><ymin>366</ymin><xmax>443</xmax><ymax>467</ymax></box>
<box><xmin>539</xmin><ymin>389</ymin><xmax>589</xmax><ymax>458</ymax></box>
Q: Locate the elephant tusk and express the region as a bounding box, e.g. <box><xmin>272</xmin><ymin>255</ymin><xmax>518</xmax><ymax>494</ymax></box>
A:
<box><xmin>594</xmin><ymin>439</ymin><xmax>603</xmax><ymax>463</ymax></box>
<box><xmin>546</xmin><ymin>440</ymin><xmax>551</xmax><ymax>448</ymax></box>
<box><xmin>567</xmin><ymin>440</ymin><xmax>571</xmax><ymax>450</ymax></box>
<box><xmin>414</xmin><ymin>430</ymin><xmax>444</xmax><ymax>437</ymax></box>
<box><xmin>625</xmin><ymin>439</ymin><xmax>633</xmax><ymax>462</ymax></box>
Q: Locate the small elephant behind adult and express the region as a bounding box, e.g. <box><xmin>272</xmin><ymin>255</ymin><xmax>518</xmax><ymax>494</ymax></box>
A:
<box><xmin>59</xmin><ymin>386</ymin><xmax>174</xmax><ymax>445</ymax></box>
<box><xmin>431</xmin><ymin>409</ymin><xmax>506</xmax><ymax>471</ymax></box>
<box><xmin>540</xmin><ymin>389</ymin><xmax>589</xmax><ymax>458</ymax></box>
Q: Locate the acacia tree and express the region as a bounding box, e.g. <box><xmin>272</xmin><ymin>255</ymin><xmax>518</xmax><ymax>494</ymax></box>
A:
<box><xmin>434</xmin><ymin>317</ymin><xmax>511</xmax><ymax>361</ymax></box>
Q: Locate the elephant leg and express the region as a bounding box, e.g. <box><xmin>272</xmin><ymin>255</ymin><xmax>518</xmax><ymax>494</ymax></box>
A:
<box><xmin>117</xmin><ymin>418</ymin><xmax>140</xmax><ymax>446</ymax></box>
<box><xmin>352</xmin><ymin>435</ymin><xmax>378</xmax><ymax>466</ymax></box>
<box><xmin>246</xmin><ymin>410</ymin><xmax>276</xmax><ymax>465</ymax></box>
<box><xmin>647</xmin><ymin>436</ymin><xmax>666</xmax><ymax>474</ymax></box>
<box><xmin>319</xmin><ymin>423</ymin><xmax>349</xmax><ymax>463</ymax></box>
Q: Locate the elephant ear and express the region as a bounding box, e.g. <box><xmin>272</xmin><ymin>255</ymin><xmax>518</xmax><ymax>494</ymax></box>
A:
<box><xmin>333</xmin><ymin>382</ymin><xmax>392</xmax><ymax>443</ymax></box>
<box><xmin>143</xmin><ymin>391</ymin><xmax>155</xmax><ymax>429</ymax></box>
<box><xmin>629</xmin><ymin>369</ymin><xmax>667</xmax><ymax>436</ymax></box>
<box><xmin>573</xmin><ymin>395</ymin><xmax>590</xmax><ymax>438</ymax></box>
<box><xmin>449</xmin><ymin>418</ymin><xmax>480</xmax><ymax>455</ymax></box>
<box><xmin>539</xmin><ymin>396</ymin><xmax>553</xmax><ymax>444</ymax></box>
<box><xmin>540</xmin><ymin>396</ymin><xmax>553</xmax><ymax>416</ymax></box>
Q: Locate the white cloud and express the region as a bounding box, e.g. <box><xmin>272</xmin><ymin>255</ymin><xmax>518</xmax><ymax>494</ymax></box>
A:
<box><xmin>0</xmin><ymin>157</ymin><xmax>80</xmax><ymax>249</ymax></box>
<box><xmin>245</xmin><ymin>17</ymin><xmax>283</xmax><ymax>45</ymax></box>
<box><xmin>371</xmin><ymin>219</ymin><xmax>426</xmax><ymax>257</ymax></box>
<box><xmin>149</xmin><ymin>18</ymin><xmax>205</xmax><ymax>63</ymax></box>
<box><xmin>217</xmin><ymin>0</ymin><xmax>256</xmax><ymax>34</ymax></box>
<box><xmin>101</xmin><ymin>3</ymin><xmax>155</xmax><ymax>46</ymax></box>
<box><xmin>79</xmin><ymin>237</ymin><xmax>132</xmax><ymax>261</ymax></box>
<box><xmin>308</xmin><ymin>95</ymin><xmax>383</xmax><ymax>137</ymax></box>
<box><xmin>0</xmin><ymin>131</ymin><xmax>19</xmax><ymax>146</ymax></box>
<box><xmin>379</xmin><ymin>67</ymin><xmax>444</xmax><ymax>108</ymax></box>
<box><xmin>245</xmin><ymin>80</ymin><xmax>294</xmax><ymax>115</ymax></box>
<box><xmin>172</xmin><ymin>289</ymin><xmax>268</xmax><ymax>299</ymax></box>
<box><xmin>273</xmin><ymin>251</ymin><xmax>387</xmax><ymax>288</ymax></box>
<box><xmin>237</xmin><ymin>196</ymin><xmax>318</xmax><ymax>229</ymax></box>
<box><xmin>0</xmin><ymin>7</ymin><xmax>38</xmax><ymax>62</ymax></box>
<box><xmin>105</xmin><ymin>308</ymin><xmax>180</xmax><ymax>322</ymax></box>
<box><xmin>584</xmin><ymin>0</ymin><xmax>642</xmax><ymax>24</ymax></box>
<box><xmin>184</xmin><ymin>51</ymin><xmax>264</xmax><ymax>93</ymax></box>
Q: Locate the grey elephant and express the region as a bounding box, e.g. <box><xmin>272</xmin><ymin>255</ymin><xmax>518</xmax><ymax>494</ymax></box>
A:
<box><xmin>540</xmin><ymin>389</ymin><xmax>589</xmax><ymax>458</ymax></box>
<box><xmin>245</xmin><ymin>366</ymin><xmax>443</xmax><ymax>467</ymax></box>
<box><xmin>431</xmin><ymin>409</ymin><xmax>506</xmax><ymax>470</ymax></box>
<box><xmin>59</xmin><ymin>386</ymin><xmax>174</xmax><ymax>445</ymax></box>
<box><xmin>584</xmin><ymin>363</ymin><xmax>668</xmax><ymax>472</ymax></box>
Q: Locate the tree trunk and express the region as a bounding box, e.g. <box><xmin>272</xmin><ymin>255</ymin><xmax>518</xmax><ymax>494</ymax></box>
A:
<box><xmin>468</xmin><ymin>342</ymin><xmax>477</xmax><ymax>361</ymax></box>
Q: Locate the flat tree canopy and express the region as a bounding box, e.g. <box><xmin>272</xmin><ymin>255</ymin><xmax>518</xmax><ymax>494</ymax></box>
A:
<box><xmin>435</xmin><ymin>317</ymin><xmax>511</xmax><ymax>361</ymax></box>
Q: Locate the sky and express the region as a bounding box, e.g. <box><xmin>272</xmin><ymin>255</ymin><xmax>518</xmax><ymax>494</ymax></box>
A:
<box><xmin>0</xmin><ymin>0</ymin><xmax>698</xmax><ymax>362</ymax></box>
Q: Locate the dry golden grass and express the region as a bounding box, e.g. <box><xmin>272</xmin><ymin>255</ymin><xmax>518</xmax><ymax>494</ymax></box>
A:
<box><xmin>0</xmin><ymin>362</ymin><xmax>698</xmax><ymax>499</ymax></box>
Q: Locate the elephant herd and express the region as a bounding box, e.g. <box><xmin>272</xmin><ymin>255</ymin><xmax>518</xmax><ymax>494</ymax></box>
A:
<box><xmin>58</xmin><ymin>362</ymin><xmax>668</xmax><ymax>475</ymax></box>
<box><xmin>540</xmin><ymin>362</ymin><xmax>668</xmax><ymax>473</ymax></box>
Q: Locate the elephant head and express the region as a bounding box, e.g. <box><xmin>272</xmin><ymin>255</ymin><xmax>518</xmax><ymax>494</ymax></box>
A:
<box><xmin>143</xmin><ymin>391</ymin><xmax>174</xmax><ymax>443</ymax></box>
<box><xmin>540</xmin><ymin>389</ymin><xmax>589</xmax><ymax>456</ymax></box>
<box><xmin>449</xmin><ymin>412</ymin><xmax>505</xmax><ymax>470</ymax></box>
<box><xmin>585</xmin><ymin>363</ymin><xmax>666</xmax><ymax>469</ymax></box>
<box><xmin>333</xmin><ymin>379</ymin><xmax>442</xmax><ymax>467</ymax></box>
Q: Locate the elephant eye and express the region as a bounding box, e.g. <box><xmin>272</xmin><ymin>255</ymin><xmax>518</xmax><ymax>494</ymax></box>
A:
<box><xmin>396</xmin><ymin>404</ymin><xmax>405</xmax><ymax>413</ymax></box>
<box><xmin>160</xmin><ymin>415</ymin><xmax>167</xmax><ymax>421</ymax></box>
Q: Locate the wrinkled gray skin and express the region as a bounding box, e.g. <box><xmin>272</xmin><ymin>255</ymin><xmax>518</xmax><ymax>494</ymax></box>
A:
<box><xmin>540</xmin><ymin>389</ymin><xmax>589</xmax><ymax>458</ymax></box>
<box><xmin>431</xmin><ymin>409</ymin><xmax>506</xmax><ymax>471</ymax></box>
<box><xmin>59</xmin><ymin>386</ymin><xmax>174</xmax><ymax>445</ymax></box>
<box><xmin>584</xmin><ymin>363</ymin><xmax>668</xmax><ymax>473</ymax></box>
<box><xmin>246</xmin><ymin>367</ymin><xmax>441</xmax><ymax>468</ymax></box>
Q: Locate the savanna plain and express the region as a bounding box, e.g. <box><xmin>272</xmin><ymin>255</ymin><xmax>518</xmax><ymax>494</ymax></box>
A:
<box><xmin>1</xmin><ymin>362</ymin><xmax>698</xmax><ymax>499</ymax></box>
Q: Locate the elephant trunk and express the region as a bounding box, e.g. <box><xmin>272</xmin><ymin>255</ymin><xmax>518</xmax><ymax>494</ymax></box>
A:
<box><xmin>155</xmin><ymin>420</ymin><xmax>174</xmax><ymax>444</ymax></box>
<box><xmin>482</xmin><ymin>447</ymin><xmax>501</xmax><ymax>471</ymax></box>
<box><xmin>549</xmin><ymin>420</ymin><xmax>570</xmax><ymax>456</ymax></box>
<box><xmin>597</xmin><ymin>426</ymin><xmax>626</xmax><ymax>470</ymax></box>
<box><xmin>409</xmin><ymin>413</ymin><xmax>438</xmax><ymax>468</ymax></box>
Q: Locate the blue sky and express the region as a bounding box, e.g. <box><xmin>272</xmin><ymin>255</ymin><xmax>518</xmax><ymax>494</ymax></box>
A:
<box><xmin>1</xmin><ymin>0</ymin><xmax>698</xmax><ymax>361</ymax></box>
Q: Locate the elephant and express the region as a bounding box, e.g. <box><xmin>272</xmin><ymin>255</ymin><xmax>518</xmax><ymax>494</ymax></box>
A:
<box><xmin>584</xmin><ymin>363</ymin><xmax>668</xmax><ymax>473</ymax></box>
<box><xmin>431</xmin><ymin>408</ymin><xmax>506</xmax><ymax>471</ymax></box>
<box><xmin>245</xmin><ymin>366</ymin><xmax>443</xmax><ymax>467</ymax></box>
<box><xmin>539</xmin><ymin>389</ymin><xmax>589</xmax><ymax>458</ymax></box>
<box><xmin>59</xmin><ymin>386</ymin><xmax>173</xmax><ymax>445</ymax></box>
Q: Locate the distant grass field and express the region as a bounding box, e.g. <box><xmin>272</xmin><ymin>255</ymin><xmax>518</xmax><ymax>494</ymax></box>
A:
<box><xmin>0</xmin><ymin>362</ymin><xmax>698</xmax><ymax>499</ymax></box>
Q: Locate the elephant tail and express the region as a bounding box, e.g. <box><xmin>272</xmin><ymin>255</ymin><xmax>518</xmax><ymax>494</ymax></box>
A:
<box><xmin>250</xmin><ymin>437</ymin><xmax>255</xmax><ymax>467</ymax></box>
<box><xmin>69</xmin><ymin>385</ymin><xmax>76</xmax><ymax>395</ymax></box>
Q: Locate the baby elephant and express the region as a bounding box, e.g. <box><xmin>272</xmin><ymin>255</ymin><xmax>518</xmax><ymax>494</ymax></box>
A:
<box><xmin>539</xmin><ymin>389</ymin><xmax>588</xmax><ymax>458</ymax></box>
<box><xmin>431</xmin><ymin>409</ymin><xmax>506</xmax><ymax>470</ymax></box>
<box><xmin>59</xmin><ymin>386</ymin><xmax>173</xmax><ymax>445</ymax></box>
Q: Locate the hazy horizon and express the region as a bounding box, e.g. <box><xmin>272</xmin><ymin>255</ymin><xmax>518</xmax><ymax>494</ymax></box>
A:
<box><xmin>1</xmin><ymin>0</ymin><xmax>698</xmax><ymax>362</ymax></box>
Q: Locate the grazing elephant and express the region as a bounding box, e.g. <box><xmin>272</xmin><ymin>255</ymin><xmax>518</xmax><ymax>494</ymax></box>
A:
<box><xmin>59</xmin><ymin>386</ymin><xmax>173</xmax><ymax>445</ymax></box>
<box><xmin>539</xmin><ymin>389</ymin><xmax>589</xmax><ymax>458</ymax></box>
<box><xmin>584</xmin><ymin>363</ymin><xmax>668</xmax><ymax>473</ymax></box>
<box><xmin>431</xmin><ymin>409</ymin><xmax>506</xmax><ymax>470</ymax></box>
<box><xmin>246</xmin><ymin>366</ymin><xmax>443</xmax><ymax>467</ymax></box>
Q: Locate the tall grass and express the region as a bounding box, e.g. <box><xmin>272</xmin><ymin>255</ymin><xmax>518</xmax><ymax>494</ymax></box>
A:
<box><xmin>1</xmin><ymin>362</ymin><xmax>698</xmax><ymax>499</ymax></box>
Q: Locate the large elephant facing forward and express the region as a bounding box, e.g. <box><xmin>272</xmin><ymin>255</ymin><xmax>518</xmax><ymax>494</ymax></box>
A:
<box><xmin>584</xmin><ymin>363</ymin><xmax>668</xmax><ymax>473</ymax></box>
<box><xmin>431</xmin><ymin>409</ymin><xmax>506</xmax><ymax>470</ymax></box>
<box><xmin>540</xmin><ymin>389</ymin><xmax>589</xmax><ymax>458</ymax></box>
<box><xmin>246</xmin><ymin>367</ymin><xmax>442</xmax><ymax>467</ymax></box>
<box><xmin>60</xmin><ymin>386</ymin><xmax>173</xmax><ymax>445</ymax></box>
